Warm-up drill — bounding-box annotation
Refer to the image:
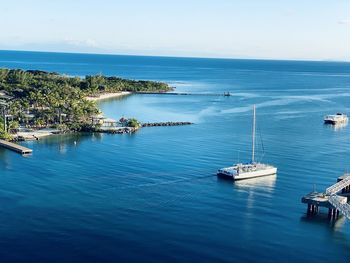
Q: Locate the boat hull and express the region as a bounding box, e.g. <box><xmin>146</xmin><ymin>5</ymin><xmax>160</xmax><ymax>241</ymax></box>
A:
<box><xmin>324</xmin><ymin>114</ymin><xmax>348</xmax><ymax>125</ymax></box>
<box><xmin>217</xmin><ymin>167</ymin><xmax>277</xmax><ymax>181</ymax></box>
<box><xmin>324</xmin><ymin>120</ymin><xmax>346</xmax><ymax>125</ymax></box>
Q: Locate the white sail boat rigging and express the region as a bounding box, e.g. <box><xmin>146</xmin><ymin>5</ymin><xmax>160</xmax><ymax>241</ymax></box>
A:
<box><xmin>217</xmin><ymin>105</ymin><xmax>277</xmax><ymax>180</ymax></box>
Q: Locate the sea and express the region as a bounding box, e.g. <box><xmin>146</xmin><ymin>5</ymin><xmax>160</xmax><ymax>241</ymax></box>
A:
<box><xmin>1</xmin><ymin>50</ymin><xmax>350</xmax><ymax>262</ymax></box>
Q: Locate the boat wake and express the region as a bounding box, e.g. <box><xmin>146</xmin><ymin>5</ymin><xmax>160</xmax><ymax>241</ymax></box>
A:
<box><xmin>112</xmin><ymin>173</ymin><xmax>215</xmax><ymax>190</ymax></box>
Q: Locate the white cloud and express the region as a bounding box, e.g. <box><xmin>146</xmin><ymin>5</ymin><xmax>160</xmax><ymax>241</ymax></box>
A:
<box><xmin>338</xmin><ymin>19</ymin><xmax>350</xmax><ymax>25</ymax></box>
<box><xmin>63</xmin><ymin>38</ymin><xmax>98</xmax><ymax>48</ymax></box>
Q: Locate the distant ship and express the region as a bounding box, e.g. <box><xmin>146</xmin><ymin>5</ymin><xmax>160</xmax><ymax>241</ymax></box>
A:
<box><xmin>324</xmin><ymin>113</ymin><xmax>348</xmax><ymax>125</ymax></box>
<box><xmin>217</xmin><ymin>105</ymin><xmax>277</xmax><ymax>180</ymax></box>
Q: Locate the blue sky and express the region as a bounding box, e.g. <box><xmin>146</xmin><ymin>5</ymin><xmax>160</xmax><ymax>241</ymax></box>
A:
<box><xmin>1</xmin><ymin>0</ymin><xmax>350</xmax><ymax>60</ymax></box>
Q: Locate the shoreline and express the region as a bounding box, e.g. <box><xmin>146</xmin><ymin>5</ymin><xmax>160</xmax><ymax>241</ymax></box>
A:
<box><xmin>14</xmin><ymin>128</ymin><xmax>63</xmax><ymax>141</ymax></box>
<box><xmin>9</xmin><ymin>91</ymin><xmax>193</xmax><ymax>142</ymax></box>
<box><xmin>12</xmin><ymin>121</ymin><xmax>194</xmax><ymax>141</ymax></box>
<box><xmin>85</xmin><ymin>91</ymin><xmax>131</xmax><ymax>101</ymax></box>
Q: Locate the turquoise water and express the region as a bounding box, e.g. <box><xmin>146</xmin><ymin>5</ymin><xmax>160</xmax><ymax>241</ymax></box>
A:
<box><xmin>1</xmin><ymin>50</ymin><xmax>350</xmax><ymax>262</ymax></box>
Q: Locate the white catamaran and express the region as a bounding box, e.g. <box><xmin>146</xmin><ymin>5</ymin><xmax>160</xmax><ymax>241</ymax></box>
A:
<box><xmin>217</xmin><ymin>105</ymin><xmax>277</xmax><ymax>180</ymax></box>
<box><xmin>324</xmin><ymin>113</ymin><xmax>348</xmax><ymax>125</ymax></box>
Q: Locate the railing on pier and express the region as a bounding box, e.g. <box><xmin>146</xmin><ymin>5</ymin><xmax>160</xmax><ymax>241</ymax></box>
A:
<box><xmin>326</xmin><ymin>175</ymin><xmax>350</xmax><ymax>195</ymax></box>
<box><xmin>329</xmin><ymin>195</ymin><xmax>350</xmax><ymax>220</ymax></box>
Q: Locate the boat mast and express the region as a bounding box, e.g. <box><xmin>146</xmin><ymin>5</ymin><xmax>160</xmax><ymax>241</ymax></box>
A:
<box><xmin>252</xmin><ymin>105</ymin><xmax>256</xmax><ymax>163</ymax></box>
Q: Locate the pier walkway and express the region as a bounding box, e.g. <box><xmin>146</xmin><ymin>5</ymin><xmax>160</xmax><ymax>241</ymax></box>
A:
<box><xmin>328</xmin><ymin>195</ymin><xmax>350</xmax><ymax>220</ymax></box>
<box><xmin>0</xmin><ymin>139</ymin><xmax>32</xmax><ymax>155</ymax></box>
<box><xmin>326</xmin><ymin>174</ymin><xmax>350</xmax><ymax>195</ymax></box>
<box><xmin>301</xmin><ymin>174</ymin><xmax>350</xmax><ymax>220</ymax></box>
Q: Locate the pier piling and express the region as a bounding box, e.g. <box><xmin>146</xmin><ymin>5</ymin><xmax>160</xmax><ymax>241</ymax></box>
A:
<box><xmin>302</xmin><ymin>173</ymin><xmax>350</xmax><ymax>221</ymax></box>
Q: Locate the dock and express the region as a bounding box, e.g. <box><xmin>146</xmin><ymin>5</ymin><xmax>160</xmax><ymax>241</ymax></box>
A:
<box><xmin>301</xmin><ymin>173</ymin><xmax>350</xmax><ymax>220</ymax></box>
<box><xmin>0</xmin><ymin>139</ymin><xmax>33</xmax><ymax>155</ymax></box>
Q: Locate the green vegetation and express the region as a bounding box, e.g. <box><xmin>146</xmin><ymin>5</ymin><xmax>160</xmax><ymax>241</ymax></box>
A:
<box><xmin>83</xmin><ymin>74</ymin><xmax>171</xmax><ymax>94</ymax></box>
<box><xmin>127</xmin><ymin>118</ymin><xmax>141</xmax><ymax>128</ymax></box>
<box><xmin>0</xmin><ymin>117</ymin><xmax>11</xmax><ymax>140</ymax></box>
<box><xmin>0</xmin><ymin>68</ymin><xmax>171</xmax><ymax>133</ymax></box>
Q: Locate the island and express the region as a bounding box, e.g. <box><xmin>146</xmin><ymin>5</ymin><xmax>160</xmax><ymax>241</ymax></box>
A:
<box><xmin>0</xmin><ymin>68</ymin><xmax>176</xmax><ymax>141</ymax></box>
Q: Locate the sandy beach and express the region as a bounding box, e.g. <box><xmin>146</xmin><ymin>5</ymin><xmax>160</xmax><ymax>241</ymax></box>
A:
<box><xmin>85</xmin><ymin>92</ymin><xmax>131</xmax><ymax>101</ymax></box>
<box><xmin>16</xmin><ymin>128</ymin><xmax>61</xmax><ymax>140</ymax></box>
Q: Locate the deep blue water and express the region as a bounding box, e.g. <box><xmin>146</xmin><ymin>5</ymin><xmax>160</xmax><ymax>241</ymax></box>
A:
<box><xmin>1</xmin><ymin>50</ymin><xmax>350</xmax><ymax>262</ymax></box>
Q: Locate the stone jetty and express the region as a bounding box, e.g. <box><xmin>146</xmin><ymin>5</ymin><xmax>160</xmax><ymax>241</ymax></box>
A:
<box><xmin>96</xmin><ymin>121</ymin><xmax>192</xmax><ymax>135</ymax></box>
<box><xmin>97</xmin><ymin>127</ymin><xmax>138</xmax><ymax>134</ymax></box>
<box><xmin>142</xmin><ymin>122</ymin><xmax>193</xmax><ymax>127</ymax></box>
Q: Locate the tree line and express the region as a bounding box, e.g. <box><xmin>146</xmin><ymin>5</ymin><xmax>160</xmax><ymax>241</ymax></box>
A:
<box><xmin>0</xmin><ymin>68</ymin><xmax>171</xmax><ymax>138</ymax></box>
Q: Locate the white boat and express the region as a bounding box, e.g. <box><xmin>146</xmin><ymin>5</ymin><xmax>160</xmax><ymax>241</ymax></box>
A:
<box><xmin>217</xmin><ymin>105</ymin><xmax>277</xmax><ymax>180</ymax></box>
<box><xmin>324</xmin><ymin>113</ymin><xmax>348</xmax><ymax>125</ymax></box>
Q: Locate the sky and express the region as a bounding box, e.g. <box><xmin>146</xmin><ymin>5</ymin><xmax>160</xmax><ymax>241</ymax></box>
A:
<box><xmin>1</xmin><ymin>0</ymin><xmax>350</xmax><ymax>60</ymax></box>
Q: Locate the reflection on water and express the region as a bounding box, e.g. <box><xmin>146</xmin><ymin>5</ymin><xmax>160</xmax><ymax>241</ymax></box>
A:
<box><xmin>235</xmin><ymin>174</ymin><xmax>277</xmax><ymax>211</ymax></box>
<box><xmin>301</xmin><ymin>212</ymin><xmax>347</xmax><ymax>230</ymax></box>
<box><xmin>0</xmin><ymin>148</ymin><xmax>11</xmax><ymax>169</ymax></box>
<box><xmin>25</xmin><ymin>132</ymin><xmax>101</xmax><ymax>148</ymax></box>
<box><xmin>324</xmin><ymin>122</ymin><xmax>348</xmax><ymax>131</ymax></box>
<box><xmin>234</xmin><ymin>174</ymin><xmax>277</xmax><ymax>193</ymax></box>
<box><xmin>333</xmin><ymin>216</ymin><xmax>347</xmax><ymax>230</ymax></box>
<box><xmin>217</xmin><ymin>174</ymin><xmax>277</xmax><ymax>213</ymax></box>
<box><xmin>217</xmin><ymin>174</ymin><xmax>277</xmax><ymax>194</ymax></box>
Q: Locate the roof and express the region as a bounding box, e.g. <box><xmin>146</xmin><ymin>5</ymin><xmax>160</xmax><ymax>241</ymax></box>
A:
<box><xmin>0</xmin><ymin>91</ymin><xmax>13</xmax><ymax>100</ymax></box>
<box><xmin>24</xmin><ymin>114</ymin><xmax>35</xmax><ymax>118</ymax></box>
<box><xmin>91</xmin><ymin>115</ymin><xmax>104</xmax><ymax>119</ymax></box>
<box><xmin>103</xmin><ymin>118</ymin><xmax>117</xmax><ymax>123</ymax></box>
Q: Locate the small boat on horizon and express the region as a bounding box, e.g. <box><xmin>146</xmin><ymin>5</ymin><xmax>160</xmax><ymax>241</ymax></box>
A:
<box><xmin>217</xmin><ymin>105</ymin><xmax>277</xmax><ymax>180</ymax></box>
<box><xmin>324</xmin><ymin>113</ymin><xmax>348</xmax><ymax>125</ymax></box>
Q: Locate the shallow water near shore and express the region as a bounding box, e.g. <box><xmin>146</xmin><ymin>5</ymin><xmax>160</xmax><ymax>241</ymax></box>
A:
<box><xmin>1</xmin><ymin>50</ymin><xmax>350</xmax><ymax>262</ymax></box>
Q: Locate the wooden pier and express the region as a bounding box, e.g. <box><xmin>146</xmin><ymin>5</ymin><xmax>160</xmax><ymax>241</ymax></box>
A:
<box><xmin>0</xmin><ymin>139</ymin><xmax>32</xmax><ymax>155</ymax></box>
<box><xmin>301</xmin><ymin>174</ymin><xmax>350</xmax><ymax>220</ymax></box>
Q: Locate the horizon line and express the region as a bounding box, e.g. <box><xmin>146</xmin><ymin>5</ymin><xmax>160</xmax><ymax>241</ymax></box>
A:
<box><xmin>1</xmin><ymin>48</ymin><xmax>350</xmax><ymax>64</ymax></box>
